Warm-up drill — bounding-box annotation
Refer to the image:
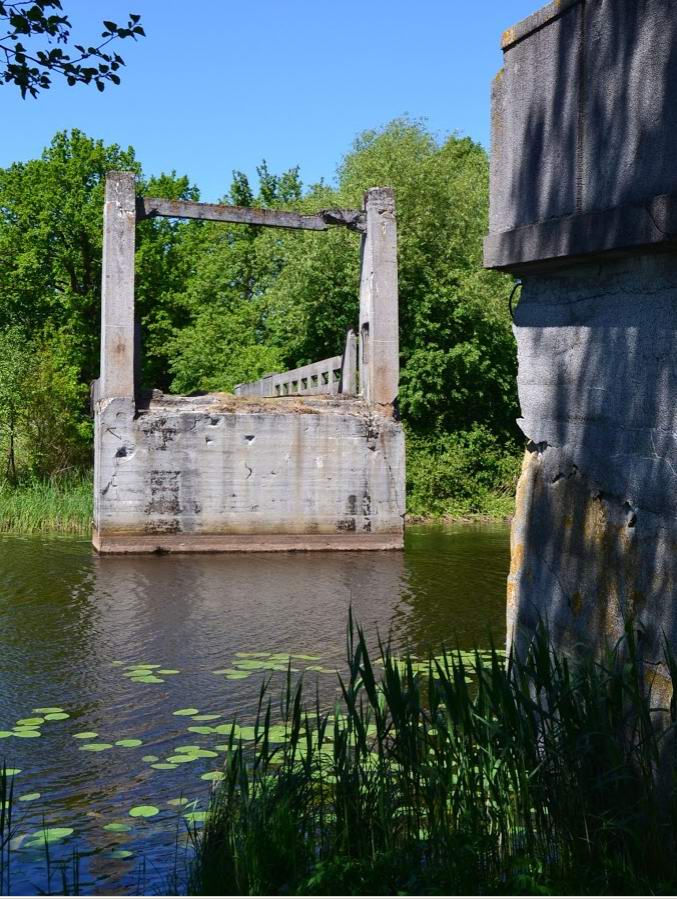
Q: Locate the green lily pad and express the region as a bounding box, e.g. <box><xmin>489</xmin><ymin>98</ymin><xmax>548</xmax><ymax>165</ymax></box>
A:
<box><xmin>201</xmin><ymin>771</ymin><xmax>225</xmax><ymax>782</ymax></box>
<box><xmin>0</xmin><ymin>731</ymin><xmax>12</xmax><ymax>739</ymax></box>
<box><xmin>173</xmin><ymin>708</ymin><xmax>199</xmax><ymax>716</ymax></box>
<box><xmin>184</xmin><ymin>811</ymin><xmax>208</xmax><ymax>824</ymax></box>
<box><xmin>73</xmin><ymin>732</ymin><xmax>98</xmax><ymax>740</ymax></box>
<box><xmin>44</xmin><ymin>712</ymin><xmax>69</xmax><ymax>721</ymax></box>
<box><xmin>5</xmin><ymin>768</ymin><xmax>21</xmax><ymax>776</ymax></box>
<box><xmin>167</xmin><ymin>797</ymin><xmax>190</xmax><ymax>807</ymax></box>
<box><xmin>125</xmin><ymin>664</ymin><xmax>161</xmax><ymax>670</ymax></box>
<box><xmin>157</xmin><ymin>669</ymin><xmax>180</xmax><ymax>675</ymax></box>
<box><xmin>129</xmin><ymin>805</ymin><xmax>159</xmax><ymax>818</ymax></box>
<box><xmin>151</xmin><ymin>763</ymin><xmax>178</xmax><ymax>770</ymax></box>
<box><xmin>26</xmin><ymin>827</ymin><xmax>73</xmax><ymax>847</ymax></box>
<box><xmin>187</xmin><ymin>726</ymin><xmax>214</xmax><ymax>735</ymax></box>
<box><xmin>226</xmin><ymin>673</ymin><xmax>250</xmax><ymax>680</ymax></box>
<box><xmin>232</xmin><ymin>659</ymin><xmax>270</xmax><ymax>670</ymax></box>
<box><xmin>166</xmin><ymin>754</ymin><xmax>198</xmax><ymax>764</ymax></box>
<box><xmin>33</xmin><ymin>707</ymin><xmax>63</xmax><ymax>714</ymax></box>
<box><xmin>237</xmin><ymin>727</ymin><xmax>257</xmax><ymax>741</ymax></box>
<box><xmin>115</xmin><ymin>739</ymin><xmax>143</xmax><ymax>748</ymax></box>
<box><xmin>173</xmin><ymin>745</ymin><xmax>203</xmax><ymax>753</ymax></box>
<box><xmin>291</xmin><ymin>654</ymin><xmax>322</xmax><ymax>661</ymax></box>
<box><xmin>19</xmin><ymin>793</ymin><xmax>40</xmax><ymax>802</ymax></box>
<box><xmin>80</xmin><ymin>743</ymin><xmax>113</xmax><ymax>752</ymax></box>
<box><xmin>212</xmin><ymin>668</ymin><xmax>242</xmax><ymax>675</ymax></box>
<box><xmin>103</xmin><ymin>822</ymin><xmax>132</xmax><ymax>832</ymax></box>
<box><xmin>191</xmin><ymin>714</ymin><xmax>220</xmax><ymax>721</ymax></box>
<box><xmin>110</xmin><ymin>849</ymin><xmax>134</xmax><ymax>859</ymax></box>
<box><xmin>130</xmin><ymin>675</ymin><xmax>164</xmax><ymax>684</ymax></box>
<box><xmin>13</xmin><ymin>730</ymin><xmax>41</xmax><ymax>738</ymax></box>
<box><xmin>142</xmin><ymin>755</ymin><xmax>159</xmax><ymax>763</ymax></box>
<box><xmin>16</xmin><ymin>717</ymin><xmax>43</xmax><ymax>726</ymax></box>
<box><xmin>212</xmin><ymin>723</ymin><xmax>238</xmax><ymax>735</ymax></box>
<box><xmin>110</xmin><ymin>661</ymin><xmax>125</xmax><ymax>667</ymax></box>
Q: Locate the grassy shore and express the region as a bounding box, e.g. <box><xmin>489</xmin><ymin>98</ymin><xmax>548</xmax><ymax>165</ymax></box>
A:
<box><xmin>0</xmin><ymin>475</ymin><xmax>92</xmax><ymax>535</ymax></box>
<box><xmin>191</xmin><ymin>620</ymin><xmax>677</xmax><ymax>896</ymax></box>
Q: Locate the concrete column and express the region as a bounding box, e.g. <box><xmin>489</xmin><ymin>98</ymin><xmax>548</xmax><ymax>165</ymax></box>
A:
<box><xmin>340</xmin><ymin>329</ymin><xmax>357</xmax><ymax>395</ymax></box>
<box><xmin>358</xmin><ymin>187</ymin><xmax>399</xmax><ymax>407</ymax></box>
<box><xmin>99</xmin><ymin>171</ymin><xmax>137</xmax><ymax>401</ymax></box>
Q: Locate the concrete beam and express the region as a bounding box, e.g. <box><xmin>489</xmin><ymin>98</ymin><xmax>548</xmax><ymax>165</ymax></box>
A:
<box><xmin>359</xmin><ymin>188</ymin><xmax>399</xmax><ymax>407</ymax></box>
<box><xmin>99</xmin><ymin>171</ymin><xmax>137</xmax><ymax>401</ymax></box>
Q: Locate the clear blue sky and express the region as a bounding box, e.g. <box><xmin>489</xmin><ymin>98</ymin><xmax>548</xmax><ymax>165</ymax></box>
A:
<box><xmin>0</xmin><ymin>0</ymin><xmax>540</xmax><ymax>201</ymax></box>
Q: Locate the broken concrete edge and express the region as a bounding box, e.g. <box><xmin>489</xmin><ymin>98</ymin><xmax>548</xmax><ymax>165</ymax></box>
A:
<box><xmin>93</xmin><ymin>530</ymin><xmax>404</xmax><ymax>554</ymax></box>
<box><xmin>500</xmin><ymin>0</ymin><xmax>582</xmax><ymax>51</ymax></box>
<box><xmin>484</xmin><ymin>191</ymin><xmax>677</xmax><ymax>273</ymax></box>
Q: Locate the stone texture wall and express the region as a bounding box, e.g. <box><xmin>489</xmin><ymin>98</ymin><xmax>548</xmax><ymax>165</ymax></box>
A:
<box><xmin>94</xmin><ymin>393</ymin><xmax>405</xmax><ymax>552</ymax></box>
<box><xmin>509</xmin><ymin>252</ymin><xmax>677</xmax><ymax>679</ymax></box>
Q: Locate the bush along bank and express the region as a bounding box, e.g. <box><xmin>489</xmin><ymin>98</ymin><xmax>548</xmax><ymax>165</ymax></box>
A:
<box><xmin>191</xmin><ymin>619</ymin><xmax>677</xmax><ymax>896</ymax></box>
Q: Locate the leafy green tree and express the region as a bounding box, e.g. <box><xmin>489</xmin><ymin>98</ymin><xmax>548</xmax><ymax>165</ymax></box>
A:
<box><xmin>1</xmin><ymin>1</ymin><xmax>144</xmax><ymax>97</ymax></box>
<box><xmin>0</xmin><ymin>326</ymin><xmax>32</xmax><ymax>481</ymax></box>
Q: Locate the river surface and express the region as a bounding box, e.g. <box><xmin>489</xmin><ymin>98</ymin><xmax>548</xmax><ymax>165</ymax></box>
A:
<box><xmin>0</xmin><ymin>523</ymin><xmax>509</xmax><ymax>895</ymax></box>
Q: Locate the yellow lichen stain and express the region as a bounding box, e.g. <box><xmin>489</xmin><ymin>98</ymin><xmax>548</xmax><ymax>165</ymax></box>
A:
<box><xmin>501</xmin><ymin>27</ymin><xmax>516</xmax><ymax>48</ymax></box>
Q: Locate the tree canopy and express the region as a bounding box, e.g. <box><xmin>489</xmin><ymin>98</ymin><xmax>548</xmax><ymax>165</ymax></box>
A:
<box><xmin>0</xmin><ymin>121</ymin><xmax>522</xmax><ymax>514</ymax></box>
<box><xmin>0</xmin><ymin>1</ymin><xmax>144</xmax><ymax>97</ymax></box>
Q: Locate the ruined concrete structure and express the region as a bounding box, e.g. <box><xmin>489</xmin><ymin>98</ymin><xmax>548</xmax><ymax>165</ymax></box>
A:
<box><xmin>93</xmin><ymin>174</ymin><xmax>404</xmax><ymax>552</ymax></box>
<box><xmin>485</xmin><ymin>0</ymin><xmax>677</xmax><ymax>668</ymax></box>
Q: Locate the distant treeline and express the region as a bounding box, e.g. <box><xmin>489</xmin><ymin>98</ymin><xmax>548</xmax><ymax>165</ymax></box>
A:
<box><xmin>0</xmin><ymin>119</ymin><xmax>521</xmax><ymax>517</ymax></box>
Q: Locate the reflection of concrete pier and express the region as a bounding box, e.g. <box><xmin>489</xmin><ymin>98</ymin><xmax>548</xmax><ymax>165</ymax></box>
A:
<box><xmin>485</xmin><ymin>0</ymin><xmax>677</xmax><ymax>672</ymax></box>
<box><xmin>93</xmin><ymin>174</ymin><xmax>404</xmax><ymax>553</ymax></box>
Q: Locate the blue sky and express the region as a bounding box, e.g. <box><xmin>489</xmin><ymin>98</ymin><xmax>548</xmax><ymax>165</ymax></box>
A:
<box><xmin>0</xmin><ymin>1</ymin><xmax>540</xmax><ymax>201</ymax></box>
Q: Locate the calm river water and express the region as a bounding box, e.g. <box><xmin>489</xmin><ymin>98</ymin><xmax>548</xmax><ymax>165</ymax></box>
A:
<box><xmin>0</xmin><ymin>523</ymin><xmax>509</xmax><ymax>895</ymax></box>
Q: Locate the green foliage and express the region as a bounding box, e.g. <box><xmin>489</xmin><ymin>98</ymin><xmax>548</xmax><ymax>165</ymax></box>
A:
<box><xmin>0</xmin><ymin>472</ymin><xmax>91</xmax><ymax>533</ymax></box>
<box><xmin>0</xmin><ymin>2</ymin><xmax>144</xmax><ymax>98</ymax></box>
<box><xmin>407</xmin><ymin>425</ymin><xmax>522</xmax><ymax>518</ymax></box>
<box><xmin>191</xmin><ymin>619</ymin><xmax>677</xmax><ymax>896</ymax></box>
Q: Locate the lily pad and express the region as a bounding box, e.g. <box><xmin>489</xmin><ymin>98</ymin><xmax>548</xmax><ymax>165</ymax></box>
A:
<box><xmin>18</xmin><ymin>793</ymin><xmax>40</xmax><ymax>802</ymax></box>
<box><xmin>201</xmin><ymin>771</ymin><xmax>225</xmax><ymax>782</ymax></box>
<box><xmin>73</xmin><ymin>732</ymin><xmax>98</xmax><ymax>740</ymax></box>
<box><xmin>173</xmin><ymin>745</ymin><xmax>203</xmax><ymax>753</ymax></box>
<box><xmin>151</xmin><ymin>763</ymin><xmax>178</xmax><ymax>770</ymax></box>
<box><xmin>26</xmin><ymin>827</ymin><xmax>74</xmax><ymax>847</ymax></box>
<box><xmin>291</xmin><ymin>654</ymin><xmax>322</xmax><ymax>661</ymax></box>
<box><xmin>80</xmin><ymin>743</ymin><xmax>113</xmax><ymax>752</ymax></box>
<box><xmin>142</xmin><ymin>755</ymin><xmax>159</xmax><ymax>763</ymax></box>
<box><xmin>44</xmin><ymin>712</ymin><xmax>69</xmax><ymax>721</ymax></box>
<box><xmin>5</xmin><ymin>768</ymin><xmax>21</xmax><ymax>776</ymax></box>
<box><xmin>183</xmin><ymin>811</ymin><xmax>208</xmax><ymax>824</ymax></box>
<box><xmin>191</xmin><ymin>714</ymin><xmax>221</xmax><ymax>721</ymax></box>
<box><xmin>157</xmin><ymin>669</ymin><xmax>180</xmax><ymax>675</ymax></box>
<box><xmin>110</xmin><ymin>849</ymin><xmax>134</xmax><ymax>859</ymax></box>
<box><xmin>231</xmin><ymin>659</ymin><xmax>271</xmax><ymax>670</ymax></box>
<box><xmin>33</xmin><ymin>707</ymin><xmax>63</xmax><ymax>714</ymax></box>
<box><xmin>173</xmin><ymin>708</ymin><xmax>199</xmax><ymax>716</ymax></box>
<box><xmin>103</xmin><ymin>822</ymin><xmax>132</xmax><ymax>832</ymax></box>
<box><xmin>126</xmin><ymin>664</ymin><xmax>161</xmax><ymax>670</ymax></box>
<box><xmin>187</xmin><ymin>726</ymin><xmax>214</xmax><ymax>735</ymax></box>
<box><xmin>129</xmin><ymin>805</ymin><xmax>159</xmax><ymax>818</ymax></box>
<box><xmin>130</xmin><ymin>675</ymin><xmax>164</xmax><ymax>684</ymax></box>
<box><xmin>226</xmin><ymin>673</ymin><xmax>250</xmax><ymax>680</ymax></box>
<box><xmin>166</xmin><ymin>754</ymin><xmax>198</xmax><ymax>764</ymax></box>
<box><xmin>16</xmin><ymin>717</ymin><xmax>43</xmax><ymax>726</ymax></box>
<box><xmin>13</xmin><ymin>730</ymin><xmax>41</xmax><ymax>738</ymax></box>
<box><xmin>110</xmin><ymin>661</ymin><xmax>125</xmax><ymax>667</ymax></box>
<box><xmin>237</xmin><ymin>727</ymin><xmax>258</xmax><ymax>741</ymax></box>
<box><xmin>0</xmin><ymin>731</ymin><xmax>12</xmax><ymax>739</ymax></box>
<box><xmin>115</xmin><ymin>739</ymin><xmax>143</xmax><ymax>748</ymax></box>
<box><xmin>212</xmin><ymin>668</ymin><xmax>242</xmax><ymax>675</ymax></box>
<box><xmin>167</xmin><ymin>797</ymin><xmax>190</xmax><ymax>807</ymax></box>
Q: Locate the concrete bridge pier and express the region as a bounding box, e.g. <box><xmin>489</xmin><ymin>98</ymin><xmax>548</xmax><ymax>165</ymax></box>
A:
<box><xmin>93</xmin><ymin>175</ymin><xmax>405</xmax><ymax>553</ymax></box>
<box><xmin>485</xmin><ymin>0</ymin><xmax>677</xmax><ymax>683</ymax></box>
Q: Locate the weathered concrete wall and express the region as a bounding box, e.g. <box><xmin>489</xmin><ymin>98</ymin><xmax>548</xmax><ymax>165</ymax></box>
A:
<box><xmin>486</xmin><ymin>0</ymin><xmax>677</xmax><ymax>270</ymax></box>
<box><xmin>94</xmin><ymin>393</ymin><xmax>405</xmax><ymax>552</ymax></box>
<box><xmin>509</xmin><ymin>252</ymin><xmax>677</xmax><ymax>681</ymax></box>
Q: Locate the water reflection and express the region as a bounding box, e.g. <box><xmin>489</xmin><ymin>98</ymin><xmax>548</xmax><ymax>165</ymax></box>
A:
<box><xmin>0</xmin><ymin>523</ymin><xmax>509</xmax><ymax>894</ymax></box>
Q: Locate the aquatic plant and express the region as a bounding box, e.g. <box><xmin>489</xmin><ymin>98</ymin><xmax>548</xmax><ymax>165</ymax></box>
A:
<box><xmin>190</xmin><ymin>618</ymin><xmax>677</xmax><ymax>896</ymax></box>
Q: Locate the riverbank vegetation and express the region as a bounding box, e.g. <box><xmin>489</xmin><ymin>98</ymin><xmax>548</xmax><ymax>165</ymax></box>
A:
<box><xmin>0</xmin><ymin>475</ymin><xmax>91</xmax><ymax>535</ymax></box>
<box><xmin>190</xmin><ymin>621</ymin><xmax>677</xmax><ymax>896</ymax></box>
<box><xmin>0</xmin><ymin>121</ymin><xmax>522</xmax><ymax>526</ymax></box>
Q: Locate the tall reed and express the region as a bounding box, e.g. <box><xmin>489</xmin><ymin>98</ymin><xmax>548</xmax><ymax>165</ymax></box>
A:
<box><xmin>0</xmin><ymin>473</ymin><xmax>92</xmax><ymax>535</ymax></box>
<box><xmin>191</xmin><ymin>618</ymin><xmax>677</xmax><ymax>895</ymax></box>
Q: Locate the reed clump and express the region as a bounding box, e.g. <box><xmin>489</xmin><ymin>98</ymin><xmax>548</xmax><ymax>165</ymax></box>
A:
<box><xmin>191</xmin><ymin>619</ymin><xmax>677</xmax><ymax>896</ymax></box>
<box><xmin>0</xmin><ymin>474</ymin><xmax>92</xmax><ymax>535</ymax></box>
